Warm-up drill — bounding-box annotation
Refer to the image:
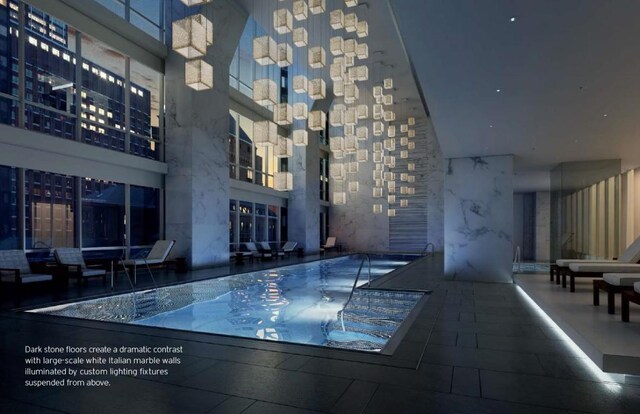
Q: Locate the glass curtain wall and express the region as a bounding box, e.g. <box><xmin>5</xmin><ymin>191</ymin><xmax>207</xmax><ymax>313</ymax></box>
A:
<box><xmin>0</xmin><ymin>165</ymin><xmax>18</xmax><ymax>249</ymax></box>
<box><xmin>0</xmin><ymin>163</ymin><xmax>160</xmax><ymax>254</ymax></box>
<box><xmin>229</xmin><ymin>200</ymin><xmax>284</xmax><ymax>251</ymax></box>
<box><xmin>94</xmin><ymin>0</ymin><xmax>164</xmax><ymax>40</ymax></box>
<box><xmin>0</xmin><ymin>1</ymin><xmax>163</xmax><ymax>161</ymax></box>
<box><xmin>24</xmin><ymin>170</ymin><xmax>75</xmax><ymax>249</ymax></box>
<box><xmin>229</xmin><ymin>109</ymin><xmax>279</xmax><ymax>189</ymax></box>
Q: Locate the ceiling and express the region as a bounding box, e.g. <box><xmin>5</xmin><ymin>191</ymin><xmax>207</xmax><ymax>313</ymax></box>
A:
<box><xmin>389</xmin><ymin>0</ymin><xmax>640</xmax><ymax>191</ymax></box>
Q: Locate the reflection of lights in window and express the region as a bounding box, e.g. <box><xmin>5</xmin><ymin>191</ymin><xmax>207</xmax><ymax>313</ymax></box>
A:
<box><xmin>40</xmin><ymin>42</ymin><xmax>48</xmax><ymax>51</ymax></box>
<box><xmin>28</xmin><ymin>36</ymin><xmax>37</xmax><ymax>46</ymax></box>
<box><xmin>108</xmin><ymin>75</ymin><xmax>115</xmax><ymax>83</ymax></box>
<box><xmin>51</xmin><ymin>48</ymin><xmax>59</xmax><ymax>56</ymax></box>
<box><xmin>98</xmin><ymin>108</ymin><xmax>105</xmax><ymax>115</ymax></box>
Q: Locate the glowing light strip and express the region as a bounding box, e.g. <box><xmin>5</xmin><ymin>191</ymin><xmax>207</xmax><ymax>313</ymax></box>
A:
<box><xmin>515</xmin><ymin>285</ymin><xmax>624</xmax><ymax>390</ymax></box>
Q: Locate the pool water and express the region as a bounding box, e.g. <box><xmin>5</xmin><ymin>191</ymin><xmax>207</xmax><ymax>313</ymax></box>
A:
<box><xmin>30</xmin><ymin>255</ymin><xmax>426</xmax><ymax>352</ymax></box>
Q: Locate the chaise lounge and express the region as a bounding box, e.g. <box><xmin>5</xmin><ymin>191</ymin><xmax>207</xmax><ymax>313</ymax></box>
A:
<box><xmin>0</xmin><ymin>250</ymin><xmax>55</xmax><ymax>290</ymax></box>
<box><xmin>564</xmin><ymin>261</ymin><xmax>640</xmax><ymax>293</ymax></box>
<box><xmin>245</xmin><ymin>242</ymin><xmax>272</xmax><ymax>260</ymax></box>
<box><xmin>593</xmin><ymin>273</ymin><xmax>640</xmax><ymax>314</ymax></box>
<box><xmin>621</xmin><ymin>282</ymin><xmax>640</xmax><ymax>322</ymax></box>
<box><xmin>551</xmin><ymin>236</ymin><xmax>640</xmax><ymax>285</ymax></box>
<box><xmin>275</xmin><ymin>241</ymin><xmax>298</xmax><ymax>258</ymax></box>
<box><xmin>120</xmin><ymin>240</ymin><xmax>176</xmax><ymax>284</ymax></box>
<box><xmin>321</xmin><ymin>237</ymin><xmax>337</xmax><ymax>254</ymax></box>
<box><xmin>54</xmin><ymin>248</ymin><xmax>107</xmax><ymax>285</ymax></box>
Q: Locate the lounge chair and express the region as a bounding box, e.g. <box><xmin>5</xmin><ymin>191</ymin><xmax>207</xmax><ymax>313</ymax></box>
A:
<box><xmin>275</xmin><ymin>241</ymin><xmax>298</xmax><ymax>258</ymax></box>
<box><xmin>621</xmin><ymin>282</ymin><xmax>640</xmax><ymax>322</ymax></box>
<box><xmin>120</xmin><ymin>240</ymin><xmax>175</xmax><ymax>283</ymax></box>
<box><xmin>564</xmin><ymin>262</ymin><xmax>640</xmax><ymax>292</ymax></box>
<box><xmin>245</xmin><ymin>242</ymin><xmax>272</xmax><ymax>260</ymax></box>
<box><xmin>259</xmin><ymin>242</ymin><xmax>274</xmax><ymax>254</ymax></box>
<box><xmin>321</xmin><ymin>237</ymin><xmax>337</xmax><ymax>254</ymax></box>
<box><xmin>593</xmin><ymin>273</ymin><xmax>640</xmax><ymax>314</ymax></box>
<box><xmin>551</xmin><ymin>236</ymin><xmax>640</xmax><ymax>283</ymax></box>
<box><xmin>554</xmin><ymin>236</ymin><xmax>640</xmax><ymax>291</ymax></box>
<box><xmin>0</xmin><ymin>250</ymin><xmax>54</xmax><ymax>288</ymax></box>
<box><xmin>54</xmin><ymin>248</ymin><xmax>107</xmax><ymax>285</ymax></box>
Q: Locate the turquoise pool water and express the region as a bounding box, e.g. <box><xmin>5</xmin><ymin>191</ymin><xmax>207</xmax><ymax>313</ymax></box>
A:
<box><xmin>30</xmin><ymin>255</ymin><xmax>426</xmax><ymax>352</ymax></box>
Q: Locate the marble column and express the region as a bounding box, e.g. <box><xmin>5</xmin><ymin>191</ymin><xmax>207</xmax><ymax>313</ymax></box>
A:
<box><xmin>444</xmin><ymin>155</ymin><xmax>514</xmax><ymax>283</ymax></box>
<box><xmin>535</xmin><ymin>191</ymin><xmax>551</xmax><ymax>262</ymax></box>
<box><xmin>288</xmin><ymin>125</ymin><xmax>321</xmax><ymax>254</ymax></box>
<box><xmin>164</xmin><ymin>2</ymin><xmax>247</xmax><ymax>268</ymax></box>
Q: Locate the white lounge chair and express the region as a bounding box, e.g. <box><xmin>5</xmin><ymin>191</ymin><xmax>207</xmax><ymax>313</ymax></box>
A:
<box><xmin>564</xmin><ymin>260</ymin><xmax>640</xmax><ymax>293</ymax></box>
<box><xmin>245</xmin><ymin>242</ymin><xmax>272</xmax><ymax>260</ymax></box>
<box><xmin>120</xmin><ymin>240</ymin><xmax>175</xmax><ymax>283</ymax></box>
<box><xmin>593</xmin><ymin>273</ymin><xmax>640</xmax><ymax>314</ymax></box>
<box><xmin>276</xmin><ymin>241</ymin><xmax>298</xmax><ymax>258</ymax></box>
<box><xmin>621</xmin><ymin>282</ymin><xmax>640</xmax><ymax>322</ymax></box>
<box><xmin>321</xmin><ymin>237</ymin><xmax>337</xmax><ymax>254</ymax></box>
<box><xmin>0</xmin><ymin>250</ymin><xmax>54</xmax><ymax>288</ymax></box>
<box><xmin>54</xmin><ymin>248</ymin><xmax>107</xmax><ymax>285</ymax></box>
<box><xmin>259</xmin><ymin>242</ymin><xmax>274</xmax><ymax>254</ymax></box>
<box><xmin>552</xmin><ymin>236</ymin><xmax>640</xmax><ymax>288</ymax></box>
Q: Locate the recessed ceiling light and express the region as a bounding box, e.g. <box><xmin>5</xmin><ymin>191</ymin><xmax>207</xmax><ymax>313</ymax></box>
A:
<box><xmin>496</xmin><ymin>89</ymin><xmax>501</xmax><ymax>93</ymax></box>
<box><xmin>510</xmin><ymin>16</ymin><xmax>517</xmax><ymax>22</ymax></box>
<box><xmin>489</xmin><ymin>124</ymin><xmax>494</xmax><ymax>128</ymax></box>
<box><xmin>603</xmin><ymin>114</ymin><xmax>608</xmax><ymax>117</ymax></box>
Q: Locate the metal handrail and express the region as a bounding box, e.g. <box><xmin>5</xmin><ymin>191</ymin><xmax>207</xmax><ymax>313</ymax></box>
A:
<box><xmin>422</xmin><ymin>242</ymin><xmax>435</xmax><ymax>256</ymax></box>
<box><xmin>338</xmin><ymin>254</ymin><xmax>371</xmax><ymax>331</ymax></box>
<box><xmin>514</xmin><ymin>246</ymin><xmax>521</xmax><ymax>273</ymax></box>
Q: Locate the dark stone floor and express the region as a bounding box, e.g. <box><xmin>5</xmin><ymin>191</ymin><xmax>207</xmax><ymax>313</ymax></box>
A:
<box><xmin>1</xmin><ymin>253</ymin><xmax>640</xmax><ymax>413</ymax></box>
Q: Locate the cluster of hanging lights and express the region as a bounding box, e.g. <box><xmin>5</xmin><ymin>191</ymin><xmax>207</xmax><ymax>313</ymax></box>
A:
<box><xmin>172</xmin><ymin>0</ymin><xmax>214</xmax><ymax>90</ymax></box>
<box><xmin>172</xmin><ymin>1</ymin><xmax>420</xmax><ymax>205</ymax></box>
<box><xmin>250</xmin><ymin>0</ymin><xmax>420</xmax><ymax>203</ymax></box>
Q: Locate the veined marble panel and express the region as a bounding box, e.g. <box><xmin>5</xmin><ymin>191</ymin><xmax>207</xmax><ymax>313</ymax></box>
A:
<box><xmin>165</xmin><ymin>1</ymin><xmax>247</xmax><ymax>268</ymax></box>
<box><xmin>444</xmin><ymin>155</ymin><xmax>513</xmax><ymax>283</ymax></box>
<box><xmin>535</xmin><ymin>191</ymin><xmax>551</xmax><ymax>261</ymax></box>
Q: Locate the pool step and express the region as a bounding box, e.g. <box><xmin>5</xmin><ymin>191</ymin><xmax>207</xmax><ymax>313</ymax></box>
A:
<box><xmin>327</xmin><ymin>290</ymin><xmax>424</xmax><ymax>351</ymax></box>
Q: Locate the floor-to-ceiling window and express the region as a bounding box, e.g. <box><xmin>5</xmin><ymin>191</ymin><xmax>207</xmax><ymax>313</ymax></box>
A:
<box><xmin>94</xmin><ymin>0</ymin><xmax>164</xmax><ymax>41</ymax></box>
<box><xmin>130</xmin><ymin>185</ymin><xmax>160</xmax><ymax>246</ymax></box>
<box><xmin>229</xmin><ymin>200</ymin><xmax>285</xmax><ymax>251</ymax></box>
<box><xmin>1</xmin><ymin>1</ymin><xmax>163</xmax><ymax>161</ymax></box>
<box><xmin>320</xmin><ymin>156</ymin><xmax>329</xmax><ymax>202</ymax></box>
<box><xmin>0</xmin><ymin>165</ymin><xmax>18</xmax><ymax>249</ymax></box>
<box><xmin>81</xmin><ymin>179</ymin><xmax>124</xmax><ymax>248</ymax></box>
<box><xmin>24</xmin><ymin>170</ymin><xmax>75</xmax><ymax>249</ymax></box>
<box><xmin>229</xmin><ymin>109</ymin><xmax>280</xmax><ymax>189</ymax></box>
<box><xmin>0</xmin><ymin>1</ymin><xmax>18</xmax><ymax>127</ymax></box>
<box><xmin>239</xmin><ymin>201</ymin><xmax>252</xmax><ymax>245</ymax></box>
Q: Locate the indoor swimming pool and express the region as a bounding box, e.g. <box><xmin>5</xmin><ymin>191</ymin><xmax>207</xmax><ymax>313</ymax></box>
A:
<box><xmin>29</xmin><ymin>254</ymin><xmax>427</xmax><ymax>353</ymax></box>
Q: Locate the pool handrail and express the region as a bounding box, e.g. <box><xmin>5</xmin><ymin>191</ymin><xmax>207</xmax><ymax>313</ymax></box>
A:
<box><xmin>422</xmin><ymin>243</ymin><xmax>435</xmax><ymax>257</ymax></box>
<box><xmin>338</xmin><ymin>253</ymin><xmax>372</xmax><ymax>330</ymax></box>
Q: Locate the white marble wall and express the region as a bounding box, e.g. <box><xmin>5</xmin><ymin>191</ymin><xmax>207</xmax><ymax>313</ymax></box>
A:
<box><xmin>165</xmin><ymin>1</ymin><xmax>247</xmax><ymax>268</ymax></box>
<box><xmin>444</xmin><ymin>155</ymin><xmax>514</xmax><ymax>283</ymax></box>
<box><xmin>289</xmin><ymin>125</ymin><xmax>321</xmax><ymax>253</ymax></box>
<box><xmin>535</xmin><ymin>191</ymin><xmax>551</xmax><ymax>261</ymax></box>
<box><xmin>329</xmin><ymin>116</ymin><xmax>444</xmax><ymax>253</ymax></box>
<box><xmin>328</xmin><ymin>119</ymin><xmax>389</xmax><ymax>252</ymax></box>
<box><xmin>389</xmin><ymin>116</ymin><xmax>444</xmax><ymax>252</ymax></box>
<box><xmin>425</xmin><ymin>118</ymin><xmax>445</xmax><ymax>252</ymax></box>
